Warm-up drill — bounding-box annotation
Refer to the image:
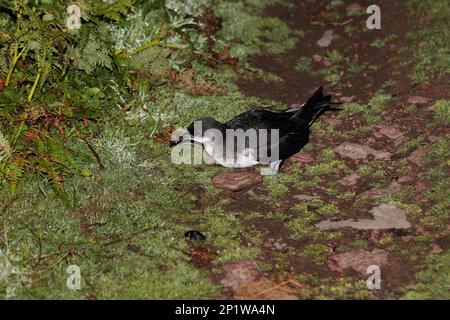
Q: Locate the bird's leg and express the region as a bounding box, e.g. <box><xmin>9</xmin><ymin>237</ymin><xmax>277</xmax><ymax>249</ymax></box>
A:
<box><xmin>261</xmin><ymin>160</ymin><xmax>283</xmax><ymax>175</ymax></box>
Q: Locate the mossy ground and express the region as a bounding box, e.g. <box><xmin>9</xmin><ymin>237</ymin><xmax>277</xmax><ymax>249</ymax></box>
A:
<box><xmin>1</xmin><ymin>0</ymin><xmax>449</xmax><ymax>299</ymax></box>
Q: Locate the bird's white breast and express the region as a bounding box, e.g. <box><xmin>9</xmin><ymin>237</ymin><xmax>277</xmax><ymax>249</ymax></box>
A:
<box><xmin>203</xmin><ymin>141</ymin><xmax>258</xmax><ymax>168</ymax></box>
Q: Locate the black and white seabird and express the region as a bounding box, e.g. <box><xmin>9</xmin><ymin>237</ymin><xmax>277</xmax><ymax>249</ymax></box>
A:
<box><xmin>170</xmin><ymin>86</ymin><xmax>341</xmax><ymax>174</ymax></box>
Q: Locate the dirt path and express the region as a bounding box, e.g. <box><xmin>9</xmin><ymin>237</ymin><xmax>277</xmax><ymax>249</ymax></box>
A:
<box><xmin>238</xmin><ymin>0</ymin><xmax>448</xmax><ymax>104</ymax></box>
<box><xmin>212</xmin><ymin>0</ymin><xmax>450</xmax><ymax>299</ymax></box>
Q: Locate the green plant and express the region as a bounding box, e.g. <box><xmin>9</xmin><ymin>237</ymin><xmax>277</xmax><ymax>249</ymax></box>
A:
<box><xmin>295</xmin><ymin>56</ymin><xmax>311</xmax><ymax>73</ymax></box>
<box><xmin>0</xmin><ymin>0</ymin><xmax>137</xmax><ymax>196</ymax></box>
<box><xmin>433</xmin><ymin>100</ymin><xmax>450</xmax><ymax>125</ymax></box>
<box><xmin>0</xmin><ymin>0</ymin><xmax>216</xmax><ymax>198</ymax></box>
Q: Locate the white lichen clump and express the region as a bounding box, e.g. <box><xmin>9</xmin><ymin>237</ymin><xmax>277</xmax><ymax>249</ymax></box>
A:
<box><xmin>0</xmin><ymin>249</ymin><xmax>31</xmax><ymax>298</ymax></box>
<box><xmin>93</xmin><ymin>132</ymin><xmax>139</xmax><ymax>168</ymax></box>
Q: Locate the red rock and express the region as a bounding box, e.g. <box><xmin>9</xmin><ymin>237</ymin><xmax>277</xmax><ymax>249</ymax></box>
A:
<box><xmin>334</xmin><ymin>142</ymin><xmax>391</xmax><ymax>161</ymax></box>
<box><xmin>290</xmin><ymin>151</ymin><xmax>315</xmax><ymax>163</ymax></box>
<box><xmin>347</xmin><ymin>3</ymin><xmax>365</xmax><ymax>15</ymax></box>
<box><xmin>408</xmin><ymin>146</ymin><xmax>426</xmax><ymax>166</ymax></box>
<box><xmin>416</xmin><ymin>226</ymin><xmax>430</xmax><ymax>236</ymax></box>
<box><xmin>293</xmin><ymin>194</ymin><xmax>320</xmax><ymax>201</ymax></box>
<box><xmin>312</xmin><ymin>54</ymin><xmax>322</xmax><ymax>63</ymax></box>
<box><xmin>328</xmin><ymin>249</ymin><xmax>389</xmax><ymax>275</ymax></box>
<box><xmin>407</xmin><ymin>96</ymin><xmax>430</xmax><ymax>105</ymax></box>
<box><xmin>337</xmin><ymin>172</ymin><xmax>361</xmax><ymax>186</ymax></box>
<box><xmin>415</xmin><ymin>180</ymin><xmax>427</xmax><ymax>192</ymax></box>
<box><xmin>212</xmin><ymin>171</ymin><xmax>263</xmax><ymax>192</ymax></box>
<box><xmin>220</xmin><ymin>260</ymin><xmax>301</xmax><ymax>300</ymax></box>
<box><xmin>373</xmin><ymin>125</ymin><xmax>404</xmax><ymax>140</ymax></box>
<box><xmin>316</xmin><ymin>30</ymin><xmax>334</xmax><ymax>47</ymax></box>
<box><xmin>398</xmin><ymin>175</ymin><xmax>413</xmax><ymax>183</ymax></box>
<box><xmin>428</xmin><ymin>135</ymin><xmax>440</xmax><ymax>143</ymax></box>
<box><xmin>362</xmin><ymin>182</ymin><xmax>401</xmax><ymax>199</ymax></box>
<box><xmin>414</xmin><ymin>194</ymin><xmax>426</xmax><ymax>202</ymax></box>
<box><xmin>431</xmin><ymin>244</ymin><xmax>443</xmax><ymax>254</ymax></box>
<box><xmin>340</xmin><ymin>96</ymin><xmax>356</xmax><ymax>103</ymax></box>
<box><xmin>400</xmin><ymin>235</ymin><xmax>413</xmax><ymax>243</ymax></box>
<box><xmin>322</xmin><ymin>117</ymin><xmax>343</xmax><ymax>126</ymax></box>
<box><xmin>220</xmin><ymin>261</ymin><xmax>260</xmax><ymax>291</ymax></box>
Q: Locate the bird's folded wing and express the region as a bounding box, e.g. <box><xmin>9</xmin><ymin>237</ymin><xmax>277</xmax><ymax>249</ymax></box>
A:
<box><xmin>257</xmin><ymin>131</ymin><xmax>309</xmax><ymax>163</ymax></box>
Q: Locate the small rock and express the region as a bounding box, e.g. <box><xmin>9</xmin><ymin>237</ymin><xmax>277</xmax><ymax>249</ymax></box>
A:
<box><xmin>316</xmin><ymin>203</ymin><xmax>411</xmax><ymax>230</ymax></box>
<box><xmin>312</xmin><ymin>54</ymin><xmax>322</xmax><ymax>63</ymax></box>
<box><xmin>407</xmin><ymin>96</ymin><xmax>430</xmax><ymax>105</ymax></box>
<box><xmin>431</xmin><ymin>244</ymin><xmax>443</xmax><ymax>254</ymax></box>
<box><xmin>290</xmin><ymin>151</ymin><xmax>315</xmax><ymax>163</ymax></box>
<box><xmin>213</xmin><ymin>171</ymin><xmax>263</xmax><ymax>192</ymax></box>
<box><xmin>328</xmin><ymin>249</ymin><xmax>389</xmax><ymax>275</ymax></box>
<box><xmin>337</xmin><ymin>172</ymin><xmax>361</xmax><ymax>186</ymax></box>
<box><xmin>317</xmin><ymin>30</ymin><xmax>335</xmax><ymax>47</ymax></box>
<box><xmin>273</xmin><ymin>241</ymin><xmax>288</xmax><ymax>251</ymax></box>
<box><xmin>340</xmin><ymin>96</ymin><xmax>356</xmax><ymax>103</ymax></box>
<box><xmin>221</xmin><ymin>261</ymin><xmax>260</xmax><ymax>291</ymax></box>
<box><xmin>400</xmin><ymin>235</ymin><xmax>414</xmax><ymax>242</ymax></box>
<box><xmin>416</xmin><ymin>226</ymin><xmax>430</xmax><ymax>236</ymax></box>
<box><xmin>293</xmin><ymin>194</ymin><xmax>320</xmax><ymax>201</ymax></box>
<box><xmin>407</xmin><ymin>146</ymin><xmax>426</xmax><ymax>166</ymax></box>
<box><xmin>428</xmin><ymin>135</ymin><xmax>440</xmax><ymax>143</ymax></box>
<box><xmin>185</xmin><ymin>230</ymin><xmax>206</xmax><ymax>241</ymax></box>
<box><xmin>321</xmin><ymin>59</ymin><xmax>333</xmax><ymax>67</ymax></box>
<box><xmin>289</xmin><ymin>103</ymin><xmax>303</xmax><ymax>109</ymax></box>
<box><xmin>334</xmin><ymin>142</ymin><xmax>391</xmax><ymax>161</ymax></box>
<box><xmin>346</xmin><ymin>3</ymin><xmax>365</xmax><ymax>15</ymax></box>
<box><xmin>398</xmin><ymin>175</ymin><xmax>413</xmax><ymax>183</ymax></box>
<box><xmin>373</xmin><ymin>125</ymin><xmax>404</xmax><ymax>140</ymax></box>
<box><xmin>361</xmin><ymin>182</ymin><xmax>401</xmax><ymax>199</ymax></box>
<box><xmin>415</xmin><ymin>180</ymin><xmax>427</xmax><ymax>192</ymax></box>
<box><xmin>322</xmin><ymin>117</ymin><xmax>343</xmax><ymax>126</ymax></box>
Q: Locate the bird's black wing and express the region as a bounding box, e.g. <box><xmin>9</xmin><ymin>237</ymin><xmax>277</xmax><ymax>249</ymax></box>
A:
<box><xmin>225</xmin><ymin>108</ymin><xmax>295</xmax><ymax>133</ymax></box>
<box><xmin>256</xmin><ymin>128</ymin><xmax>310</xmax><ymax>163</ymax></box>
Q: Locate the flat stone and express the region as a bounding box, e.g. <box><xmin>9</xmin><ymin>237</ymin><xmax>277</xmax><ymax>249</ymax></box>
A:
<box><xmin>221</xmin><ymin>261</ymin><xmax>260</xmax><ymax>291</ymax></box>
<box><xmin>213</xmin><ymin>171</ymin><xmax>263</xmax><ymax>192</ymax></box>
<box><xmin>221</xmin><ymin>261</ymin><xmax>299</xmax><ymax>299</ymax></box>
<box><xmin>346</xmin><ymin>3</ymin><xmax>365</xmax><ymax>15</ymax></box>
<box><xmin>316</xmin><ymin>203</ymin><xmax>411</xmax><ymax>230</ymax></box>
<box><xmin>361</xmin><ymin>182</ymin><xmax>401</xmax><ymax>199</ymax></box>
<box><xmin>334</xmin><ymin>142</ymin><xmax>391</xmax><ymax>161</ymax></box>
<box><xmin>337</xmin><ymin>172</ymin><xmax>361</xmax><ymax>186</ymax></box>
<box><xmin>290</xmin><ymin>151</ymin><xmax>315</xmax><ymax>163</ymax></box>
<box><xmin>407</xmin><ymin>96</ymin><xmax>430</xmax><ymax>105</ymax></box>
<box><xmin>322</xmin><ymin>117</ymin><xmax>343</xmax><ymax>126</ymax></box>
<box><xmin>340</xmin><ymin>96</ymin><xmax>356</xmax><ymax>103</ymax></box>
<box><xmin>312</xmin><ymin>54</ymin><xmax>322</xmax><ymax>63</ymax></box>
<box><xmin>373</xmin><ymin>125</ymin><xmax>404</xmax><ymax>140</ymax></box>
<box><xmin>407</xmin><ymin>146</ymin><xmax>426</xmax><ymax>166</ymax></box>
<box><xmin>293</xmin><ymin>194</ymin><xmax>320</xmax><ymax>201</ymax></box>
<box><xmin>398</xmin><ymin>175</ymin><xmax>413</xmax><ymax>183</ymax></box>
<box><xmin>431</xmin><ymin>244</ymin><xmax>443</xmax><ymax>254</ymax></box>
<box><xmin>415</xmin><ymin>180</ymin><xmax>427</xmax><ymax>192</ymax></box>
<box><xmin>317</xmin><ymin>30</ymin><xmax>335</xmax><ymax>47</ymax></box>
<box><xmin>328</xmin><ymin>249</ymin><xmax>389</xmax><ymax>275</ymax></box>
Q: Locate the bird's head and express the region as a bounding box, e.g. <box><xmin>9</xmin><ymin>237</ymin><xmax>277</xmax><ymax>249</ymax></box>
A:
<box><xmin>170</xmin><ymin>117</ymin><xmax>223</xmax><ymax>147</ymax></box>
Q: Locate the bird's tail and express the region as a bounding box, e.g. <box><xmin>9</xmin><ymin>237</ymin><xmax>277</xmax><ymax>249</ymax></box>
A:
<box><xmin>290</xmin><ymin>86</ymin><xmax>341</xmax><ymax>126</ymax></box>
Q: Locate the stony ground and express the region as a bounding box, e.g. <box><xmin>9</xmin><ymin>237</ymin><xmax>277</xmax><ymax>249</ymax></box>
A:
<box><xmin>1</xmin><ymin>0</ymin><xmax>449</xmax><ymax>299</ymax></box>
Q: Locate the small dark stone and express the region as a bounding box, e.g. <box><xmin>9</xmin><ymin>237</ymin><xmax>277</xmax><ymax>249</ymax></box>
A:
<box><xmin>185</xmin><ymin>230</ymin><xmax>206</xmax><ymax>241</ymax></box>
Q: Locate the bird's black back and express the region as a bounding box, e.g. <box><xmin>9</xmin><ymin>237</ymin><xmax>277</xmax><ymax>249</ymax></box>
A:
<box><xmin>224</xmin><ymin>108</ymin><xmax>302</xmax><ymax>135</ymax></box>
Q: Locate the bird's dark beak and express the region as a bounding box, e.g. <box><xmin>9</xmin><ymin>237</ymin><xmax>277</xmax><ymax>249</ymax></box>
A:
<box><xmin>169</xmin><ymin>136</ymin><xmax>184</xmax><ymax>147</ymax></box>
